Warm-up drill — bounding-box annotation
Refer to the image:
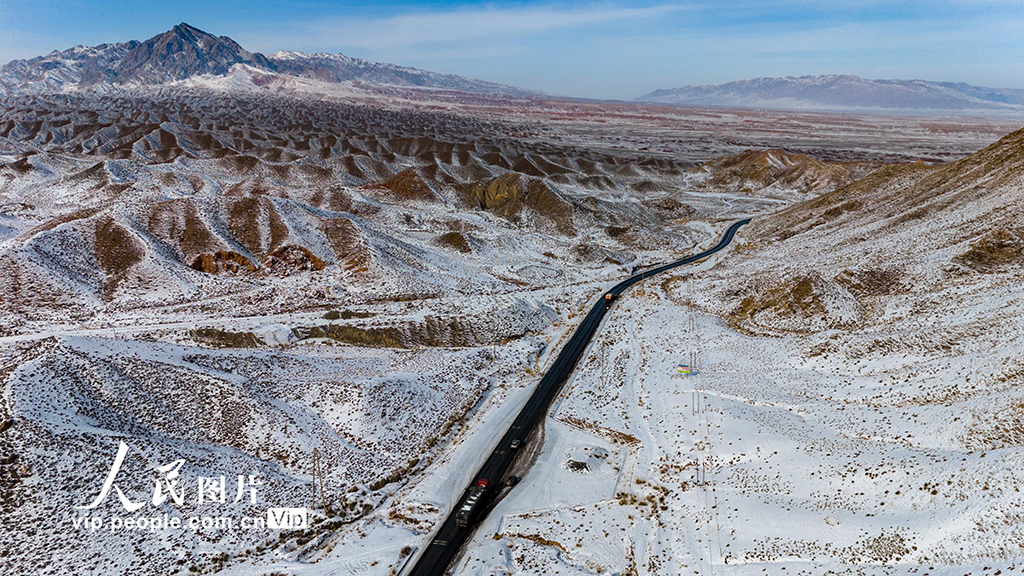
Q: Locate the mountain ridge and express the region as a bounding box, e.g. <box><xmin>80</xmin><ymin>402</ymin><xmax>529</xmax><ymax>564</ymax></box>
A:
<box><xmin>637</xmin><ymin>74</ymin><xmax>1024</xmax><ymax>113</ymax></box>
<box><xmin>0</xmin><ymin>22</ymin><xmax>533</xmax><ymax>96</ymax></box>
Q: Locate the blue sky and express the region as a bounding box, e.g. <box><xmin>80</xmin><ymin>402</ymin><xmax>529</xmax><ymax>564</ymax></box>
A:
<box><xmin>1</xmin><ymin>1</ymin><xmax>1022</xmax><ymax>99</ymax></box>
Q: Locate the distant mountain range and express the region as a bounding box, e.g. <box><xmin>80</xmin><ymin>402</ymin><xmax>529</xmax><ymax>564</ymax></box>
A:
<box><xmin>0</xmin><ymin>23</ymin><xmax>532</xmax><ymax>96</ymax></box>
<box><xmin>636</xmin><ymin>75</ymin><xmax>1024</xmax><ymax>113</ymax></box>
<box><xmin>6</xmin><ymin>24</ymin><xmax>1024</xmax><ymax>115</ymax></box>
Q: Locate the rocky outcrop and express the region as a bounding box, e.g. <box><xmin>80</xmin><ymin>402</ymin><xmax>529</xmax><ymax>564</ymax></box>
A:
<box><xmin>295</xmin><ymin>298</ymin><xmax>556</xmax><ymax>348</ymax></box>
<box><xmin>190</xmin><ymin>250</ymin><xmax>257</xmax><ymax>274</ymax></box>
<box><xmin>375</xmin><ymin>168</ymin><xmax>435</xmax><ymax>200</ymax></box>
<box><xmin>191</xmin><ymin>246</ymin><xmax>326</xmax><ymax>276</ymax></box>
<box><xmin>459</xmin><ymin>173</ymin><xmax>575</xmax><ymax>235</ymax></box>
<box><xmin>435</xmin><ymin>231</ymin><xmax>472</xmax><ymax>253</ymax></box>
<box><xmin>954</xmin><ymin>228</ymin><xmax>1024</xmax><ymax>273</ymax></box>
<box><xmin>262</xmin><ymin>245</ymin><xmax>326</xmax><ymax>274</ymax></box>
<box><xmin>465</xmin><ymin>173</ymin><xmax>522</xmax><ymax>216</ymax></box>
<box><xmin>731</xmin><ymin>273</ymin><xmax>863</xmax><ymax>334</ymax></box>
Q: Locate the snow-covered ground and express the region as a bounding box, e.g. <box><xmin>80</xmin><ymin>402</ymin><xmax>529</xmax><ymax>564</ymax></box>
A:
<box><xmin>450</xmin><ymin>128</ymin><xmax>1024</xmax><ymax>575</ymax></box>
<box><xmin>2</xmin><ymin>79</ymin><xmax>1022</xmax><ymax>575</ymax></box>
<box><xmin>459</xmin><ymin>273</ymin><xmax>1024</xmax><ymax>575</ymax></box>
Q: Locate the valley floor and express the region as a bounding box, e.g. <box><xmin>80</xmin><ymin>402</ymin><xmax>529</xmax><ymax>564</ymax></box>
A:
<box><xmin>458</xmin><ymin>266</ymin><xmax>1024</xmax><ymax>575</ymax></box>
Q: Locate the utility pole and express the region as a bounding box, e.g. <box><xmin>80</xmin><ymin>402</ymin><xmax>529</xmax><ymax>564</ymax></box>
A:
<box><xmin>312</xmin><ymin>448</ymin><xmax>325</xmax><ymax>510</ymax></box>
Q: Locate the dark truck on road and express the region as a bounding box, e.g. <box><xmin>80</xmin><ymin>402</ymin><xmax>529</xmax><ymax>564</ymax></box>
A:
<box><xmin>455</xmin><ymin>479</ymin><xmax>489</xmax><ymax>528</ymax></box>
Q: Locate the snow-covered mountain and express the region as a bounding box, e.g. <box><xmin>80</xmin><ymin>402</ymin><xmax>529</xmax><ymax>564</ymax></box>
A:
<box><xmin>0</xmin><ymin>23</ymin><xmax>532</xmax><ymax>96</ymax></box>
<box><xmin>268</xmin><ymin>50</ymin><xmax>526</xmax><ymax>94</ymax></box>
<box><xmin>637</xmin><ymin>74</ymin><xmax>1024</xmax><ymax>113</ymax></box>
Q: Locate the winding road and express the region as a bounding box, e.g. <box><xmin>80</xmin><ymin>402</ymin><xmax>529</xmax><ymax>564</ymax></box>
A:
<box><xmin>408</xmin><ymin>219</ymin><xmax>750</xmax><ymax>576</ymax></box>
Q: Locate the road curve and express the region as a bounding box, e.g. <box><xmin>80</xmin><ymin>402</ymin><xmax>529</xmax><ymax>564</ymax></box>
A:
<box><xmin>407</xmin><ymin>219</ymin><xmax>751</xmax><ymax>576</ymax></box>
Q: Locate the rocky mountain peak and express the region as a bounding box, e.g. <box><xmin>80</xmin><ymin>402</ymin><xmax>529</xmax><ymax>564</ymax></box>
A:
<box><xmin>109</xmin><ymin>22</ymin><xmax>272</xmax><ymax>86</ymax></box>
<box><xmin>0</xmin><ymin>23</ymin><xmax>533</xmax><ymax>96</ymax></box>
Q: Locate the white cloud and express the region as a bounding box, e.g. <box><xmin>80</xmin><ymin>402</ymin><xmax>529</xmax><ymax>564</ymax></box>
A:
<box><xmin>252</xmin><ymin>4</ymin><xmax>695</xmax><ymax>51</ymax></box>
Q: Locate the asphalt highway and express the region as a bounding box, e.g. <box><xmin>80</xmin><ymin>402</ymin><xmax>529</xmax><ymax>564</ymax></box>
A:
<box><xmin>407</xmin><ymin>219</ymin><xmax>751</xmax><ymax>576</ymax></box>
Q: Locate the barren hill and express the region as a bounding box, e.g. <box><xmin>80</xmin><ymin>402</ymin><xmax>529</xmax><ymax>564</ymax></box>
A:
<box><xmin>690</xmin><ymin>148</ymin><xmax>882</xmax><ymax>197</ymax></box>
<box><xmin>688</xmin><ymin>123</ymin><xmax>1024</xmax><ymax>345</ymax></box>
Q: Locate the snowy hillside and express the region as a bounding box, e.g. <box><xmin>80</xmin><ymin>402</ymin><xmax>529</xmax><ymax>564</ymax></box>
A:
<box><xmin>451</xmin><ymin>128</ymin><xmax>1024</xmax><ymax>574</ymax></box>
